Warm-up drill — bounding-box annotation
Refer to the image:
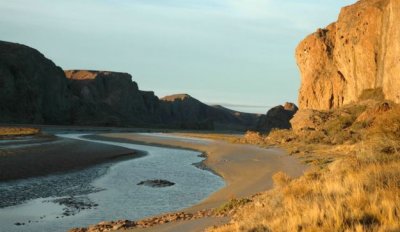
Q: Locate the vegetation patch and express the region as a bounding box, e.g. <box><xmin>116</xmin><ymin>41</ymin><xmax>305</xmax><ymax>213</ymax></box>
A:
<box><xmin>214</xmin><ymin>197</ymin><xmax>252</xmax><ymax>216</ymax></box>
<box><xmin>359</xmin><ymin>88</ymin><xmax>385</xmax><ymax>101</ymax></box>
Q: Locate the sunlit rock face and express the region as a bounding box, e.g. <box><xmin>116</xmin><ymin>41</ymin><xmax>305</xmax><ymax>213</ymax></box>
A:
<box><xmin>296</xmin><ymin>0</ymin><xmax>400</xmax><ymax>110</ymax></box>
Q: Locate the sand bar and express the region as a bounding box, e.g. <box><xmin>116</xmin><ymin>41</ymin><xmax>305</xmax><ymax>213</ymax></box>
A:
<box><xmin>0</xmin><ymin>135</ymin><xmax>138</xmax><ymax>181</ymax></box>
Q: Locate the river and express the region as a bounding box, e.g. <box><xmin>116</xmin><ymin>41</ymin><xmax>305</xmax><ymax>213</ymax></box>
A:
<box><xmin>0</xmin><ymin>133</ymin><xmax>225</xmax><ymax>232</ymax></box>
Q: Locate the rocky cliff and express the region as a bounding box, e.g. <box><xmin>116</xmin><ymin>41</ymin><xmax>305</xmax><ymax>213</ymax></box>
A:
<box><xmin>0</xmin><ymin>41</ymin><xmax>71</xmax><ymax>124</ymax></box>
<box><xmin>0</xmin><ymin>41</ymin><xmax>259</xmax><ymax>130</ymax></box>
<box><xmin>296</xmin><ymin>0</ymin><xmax>400</xmax><ymax>110</ymax></box>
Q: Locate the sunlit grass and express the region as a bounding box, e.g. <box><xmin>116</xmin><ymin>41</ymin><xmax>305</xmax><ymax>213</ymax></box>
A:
<box><xmin>0</xmin><ymin>127</ymin><xmax>40</xmax><ymax>136</ymax></box>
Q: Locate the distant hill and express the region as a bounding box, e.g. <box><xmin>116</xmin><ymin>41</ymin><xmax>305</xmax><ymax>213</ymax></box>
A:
<box><xmin>160</xmin><ymin>94</ymin><xmax>260</xmax><ymax>130</ymax></box>
<box><xmin>0</xmin><ymin>41</ymin><xmax>260</xmax><ymax>130</ymax></box>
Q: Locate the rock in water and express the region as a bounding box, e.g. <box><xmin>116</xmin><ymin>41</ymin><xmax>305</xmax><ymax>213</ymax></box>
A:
<box><xmin>296</xmin><ymin>0</ymin><xmax>400</xmax><ymax>110</ymax></box>
<box><xmin>137</xmin><ymin>179</ymin><xmax>175</xmax><ymax>188</ymax></box>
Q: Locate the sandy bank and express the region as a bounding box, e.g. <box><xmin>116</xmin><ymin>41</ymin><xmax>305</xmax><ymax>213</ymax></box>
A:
<box><xmin>94</xmin><ymin>133</ymin><xmax>307</xmax><ymax>232</ymax></box>
<box><xmin>0</xmin><ymin>135</ymin><xmax>138</xmax><ymax>181</ymax></box>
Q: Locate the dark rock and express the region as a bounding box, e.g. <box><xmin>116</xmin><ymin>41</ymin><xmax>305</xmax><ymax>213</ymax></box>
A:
<box><xmin>66</xmin><ymin>70</ymin><xmax>155</xmax><ymax>126</ymax></box>
<box><xmin>50</xmin><ymin>196</ymin><xmax>98</xmax><ymax>217</ymax></box>
<box><xmin>257</xmin><ymin>102</ymin><xmax>298</xmax><ymax>133</ymax></box>
<box><xmin>0</xmin><ymin>41</ymin><xmax>71</xmax><ymax>124</ymax></box>
<box><xmin>137</xmin><ymin>179</ymin><xmax>175</xmax><ymax>188</ymax></box>
<box><xmin>160</xmin><ymin>94</ymin><xmax>260</xmax><ymax>130</ymax></box>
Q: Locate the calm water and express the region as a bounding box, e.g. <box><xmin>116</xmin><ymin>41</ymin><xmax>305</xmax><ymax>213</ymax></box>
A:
<box><xmin>0</xmin><ymin>133</ymin><xmax>225</xmax><ymax>232</ymax></box>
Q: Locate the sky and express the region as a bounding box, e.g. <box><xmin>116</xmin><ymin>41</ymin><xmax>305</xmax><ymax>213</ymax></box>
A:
<box><xmin>0</xmin><ymin>0</ymin><xmax>356</xmax><ymax>113</ymax></box>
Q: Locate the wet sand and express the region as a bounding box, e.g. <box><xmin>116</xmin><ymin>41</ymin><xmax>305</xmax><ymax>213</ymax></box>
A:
<box><xmin>95</xmin><ymin>133</ymin><xmax>307</xmax><ymax>232</ymax></box>
<box><xmin>0</xmin><ymin>135</ymin><xmax>138</xmax><ymax>181</ymax></box>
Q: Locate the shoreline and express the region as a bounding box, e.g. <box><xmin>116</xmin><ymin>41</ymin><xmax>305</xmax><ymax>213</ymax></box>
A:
<box><xmin>74</xmin><ymin>132</ymin><xmax>307</xmax><ymax>232</ymax></box>
<box><xmin>85</xmin><ymin>134</ymin><xmax>223</xmax><ymax>179</ymax></box>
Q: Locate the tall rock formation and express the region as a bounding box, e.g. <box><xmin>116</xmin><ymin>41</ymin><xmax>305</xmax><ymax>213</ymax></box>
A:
<box><xmin>296</xmin><ymin>0</ymin><xmax>400</xmax><ymax>110</ymax></box>
<box><xmin>0</xmin><ymin>41</ymin><xmax>71</xmax><ymax>124</ymax></box>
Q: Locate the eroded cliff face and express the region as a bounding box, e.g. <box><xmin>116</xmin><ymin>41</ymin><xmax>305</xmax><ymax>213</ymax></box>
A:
<box><xmin>296</xmin><ymin>0</ymin><xmax>400</xmax><ymax>110</ymax></box>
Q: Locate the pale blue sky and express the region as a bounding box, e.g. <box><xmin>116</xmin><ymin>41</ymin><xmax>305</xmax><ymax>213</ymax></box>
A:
<box><xmin>0</xmin><ymin>0</ymin><xmax>355</xmax><ymax>113</ymax></box>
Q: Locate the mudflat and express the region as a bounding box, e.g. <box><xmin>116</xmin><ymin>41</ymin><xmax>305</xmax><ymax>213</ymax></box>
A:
<box><xmin>0</xmin><ymin>135</ymin><xmax>137</xmax><ymax>181</ymax></box>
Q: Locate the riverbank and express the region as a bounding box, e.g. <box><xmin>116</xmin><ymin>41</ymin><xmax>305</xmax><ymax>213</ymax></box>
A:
<box><xmin>72</xmin><ymin>133</ymin><xmax>307</xmax><ymax>232</ymax></box>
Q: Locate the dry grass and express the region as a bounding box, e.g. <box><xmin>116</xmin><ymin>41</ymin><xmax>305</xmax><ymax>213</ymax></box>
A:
<box><xmin>214</xmin><ymin>197</ymin><xmax>253</xmax><ymax>216</ymax></box>
<box><xmin>207</xmin><ymin>101</ymin><xmax>400</xmax><ymax>232</ymax></box>
<box><xmin>0</xmin><ymin>127</ymin><xmax>40</xmax><ymax>137</ymax></box>
<box><xmin>208</xmin><ymin>144</ymin><xmax>400</xmax><ymax>232</ymax></box>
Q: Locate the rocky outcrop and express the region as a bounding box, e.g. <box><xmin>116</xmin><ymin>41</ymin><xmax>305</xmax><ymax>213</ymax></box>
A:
<box><xmin>257</xmin><ymin>102</ymin><xmax>298</xmax><ymax>133</ymax></box>
<box><xmin>296</xmin><ymin>0</ymin><xmax>400</xmax><ymax>110</ymax></box>
<box><xmin>0</xmin><ymin>41</ymin><xmax>71</xmax><ymax>124</ymax></box>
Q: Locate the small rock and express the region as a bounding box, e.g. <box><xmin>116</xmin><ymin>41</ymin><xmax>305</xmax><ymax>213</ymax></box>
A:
<box><xmin>137</xmin><ymin>179</ymin><xmax>175</xmax><ymax>188</ymax></box>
